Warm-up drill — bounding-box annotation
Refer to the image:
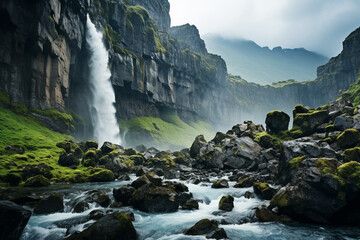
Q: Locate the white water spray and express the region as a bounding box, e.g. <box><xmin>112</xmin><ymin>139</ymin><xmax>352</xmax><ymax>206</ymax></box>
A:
<box><xmin>86</xmin><ymin>15</ymin><xmax>121</xmax><ymax>145</ymax></box>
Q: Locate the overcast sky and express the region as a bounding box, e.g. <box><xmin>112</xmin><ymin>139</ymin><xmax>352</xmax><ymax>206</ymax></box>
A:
<box><xmin>169</xmin><ymin>0</ymin><xmax>360</xmax><ymax>57</ymax></box>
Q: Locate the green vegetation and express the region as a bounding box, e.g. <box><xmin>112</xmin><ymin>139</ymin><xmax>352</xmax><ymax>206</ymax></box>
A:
<box><xmin>103</xmin><ymin>24</ymin><xmax>122</xmax><ymax>45</ymax></box>
<box><xmin>343</xmin><ymin>147</ymin><xmax>360</xmax><ymax>162</ymax></box>
<box><xmin>271</xmin><ymin>79</ymin><xmax>298</xmax><ymax>88</ymax></box>
<box><xmin>315</xmin><ymin>158</ymin><xmax>337</xmax><ymax>175</ymax></box>
<box><xmin>337</xmin><ymin>161</ymin><xmax>360</xmax><ymax>188</ymax></box>
<box><xmin>0</xmin><ymin>106</ymin><xmax>96</xmax><ymax>185</ymax></box>
<box><xmin>337</xmin><ymin>129</ymin><xmax>360</xmax><ymax>149</ymax></box>
<box><xmin>0</xmin><ymin>90</ymin><xmax>10</xmax><ymax>105</ymax></box>
<box><xmin>270</xmin><ymin>191</ymin><xmax>289</xmax><ymax>208</ymax></box>
<box><xmin>289</xmin><ymin>156</ymin><xmax>306</xmax><ymax>169</ymax></box>
<box><xmin>119</xmin><ymin>114</ymin><xmax>214</xmax><ymax>150</ymax></box>
<box><xmin>31</xmin><ymin>108</ymin><xmax>74</xmax><ymax>130</ymax></box>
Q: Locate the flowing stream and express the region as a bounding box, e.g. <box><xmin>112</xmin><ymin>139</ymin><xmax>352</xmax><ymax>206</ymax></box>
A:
<box><xmin>20</xmin><ymin>176</ymin><xmax>360</xmax><ymax>240</ymax></box>
<box><xmin>86</xmin><ymin>15</ymin><xmax>121</xmax><ymax>145</ymax></box>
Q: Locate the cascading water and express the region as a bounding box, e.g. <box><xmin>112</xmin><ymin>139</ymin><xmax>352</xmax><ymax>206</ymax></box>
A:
<box><xmin>86</xmin><ymin>15</ymin><xmax>121</xmax><ymax>145</ymax></box>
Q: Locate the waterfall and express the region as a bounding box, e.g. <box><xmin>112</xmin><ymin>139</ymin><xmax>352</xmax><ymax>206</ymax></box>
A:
<box><xmin>86</xmin><ymin>15</ymin><xmax>121</xmax><ymax>145</ymax></box>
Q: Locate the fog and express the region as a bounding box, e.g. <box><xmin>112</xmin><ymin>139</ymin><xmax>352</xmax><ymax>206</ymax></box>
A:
<box><xmin>169</xmin><ymin>0</ymin><xmax>360</xmax><ymax>57</ymax></box>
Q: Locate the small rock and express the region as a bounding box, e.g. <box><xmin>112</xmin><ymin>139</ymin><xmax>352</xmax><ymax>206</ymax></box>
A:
<box><xmin>219</xmin><ymin>195</ymin><xmax>234</xmax><ymax>211</ymax></box>
<box><xmin>211</xmin><ymin>179</ymin><xmax>229</xmax><ymax>188</ymax></box>
<box><xmin>253</xmin><ymin>182</ymin><xmax>277</xmax><ymax>200</ymax></box>
<box><xmin>182</xmin><ymin>199</ymin><xmax>199</xmax><ymax>210</ymax></box>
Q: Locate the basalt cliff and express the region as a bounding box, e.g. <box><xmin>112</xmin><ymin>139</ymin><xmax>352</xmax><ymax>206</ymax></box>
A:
<box><xmin>0</xmin><ymin>0</ymin><xmax>360</xmax><ymax>148</ymax></box>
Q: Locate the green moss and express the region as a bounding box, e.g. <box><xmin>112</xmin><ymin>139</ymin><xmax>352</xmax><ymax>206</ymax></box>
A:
<box><xmin>84</xmin><ymin>150</ymin><xmax>97</xmax><ymax>159</ymax></box>
<box><xmin>271</xmin><ymin>79</ymin><xmax>298</xmax><ymax>88</ymax></box>
<box><xmin>11</xmin><ymin>103</ymin><xmax>28</xmax><ymax>114</ymax></box>
<box><xmin>0</xmin><ymin>90</ymin><xmax>10</xmax><ymax>105</ymax></box>
<box><xmin>89</xmin><ymin>169</ymin><xmax>115</xmax><ymax>182</ymax></box>
<box><xmin>119</xmin><ymin>114</ymin><xmax>214</xmax><ymax>150</ymax></box>
<box><xmin>325</xmin><ymin>124</ymin><xmax>335</xmax><ymax>132</ymax></box>
<box><xmin>289</xmin><ymin>156</ymin><xmax>306</xmax><ymax>169</ymax></box>
<box><xmin>342</xmin><ymin>75</ymin><xmax>360</xmax><ymax>106</ymax></box>
<box><xmin>4</xmin><ymin>172</ymin><xmax>22</xmax><ymax>186</ymax></box>
<box><xmin>49</xmin><ymin>15</ymin><xmax>58</xmax><ymax>37</ymax></box>
<box><xmin>31</xmin><ymin>108</ymin><xmax>74</xmax><ymax>129</ymax></box>
<box><xmin>337</xmin><ymin>161</ymin><xmax>360</xmax><ymax>188</ymax></box>
<box><xmin>254</xmin><ymin>132</ymin><xmax>281</xmax><ymax>149</ymax></box>
<box><xmin>315</xmin><ymin>158</ymin><xmax>337</xmax><ymax>175</ymax></box>
<box><xmin>253</xmin><ymin>182</ymin><xmax>270</xmax><ymax>192</ymax></box>
<box><xmin>337</xmin><ymin>129</ymin><xmax>360</xmax><ymax>149</ymax></box>
<box><xmin>103</xmin><ymin>24</ymin><xmax>121</xmax><ymax>45</ymax></box>
<box><xmin>0</xmin><ymin>106</ymin><xmax>95</xmax><ymax>183</ymax></box>
<box><xmin>292</xmin><ymin>110</ymin><xmax>328</xmax><ymax>136</ymax></box>
<box><xmin>270</xmin><ymin>191</ymin><xmax>289</xmax><ymax>208</ymax></box>
<box><xmin>24</xmin><ymin>175</ymin><xmax>50</xmax><ymax>187</ymax></box>
<box><xmin>343</xmin><ymin>147</ymin><xmax>360</xmax><ymax>161</ymax></box>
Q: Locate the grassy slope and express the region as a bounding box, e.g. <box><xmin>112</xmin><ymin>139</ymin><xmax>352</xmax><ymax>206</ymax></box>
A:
<box><xmin>119</xmin><ymin>114</ymin><xmax>214</xmax><ymax>150</ymax></box>
<box><xmin>0</xmin><ymin>106</ymin><xmax>92</xmax><ymax>183</ymax></box>
<box><xmin>343</xmin><ymin>75</ymin><xmax>360</xmax><ymax>106</ymax></box>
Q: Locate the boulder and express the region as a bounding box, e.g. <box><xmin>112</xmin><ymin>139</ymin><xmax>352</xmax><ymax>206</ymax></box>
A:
<box><xmin>85</xmin><ymin>140</ymin><xmax>98</xmax><ymax>149</ymax></box>
<box><xmin>22</xmin><ymin>163</ymin><xmax>53</xmax><ymax>180</ymax></box>
<box><xmin>89</xmin><ymin>170</ymin><xmax>115</xmax><ymax>182</ymax></box>
<box><xmin>234</xmin><ymin>177</ymin><xmax>254</xmax><ymax>188</ymax></box>
<box><xmin>253</xmin><ymin>182</ymin><xmax>277</xmax><ymax>200</ymax></box>
<box><xmin>113</xmin><ymin>186</ymin><xmax>135</xmax><ymax>205</ymax></box>
<box><xmin>0</xmin><ymin>201</ymin><xmax>32</xmax><ymax>240</ymax></box>
<box><xmin>337</xmin><ymin>129</ymin><xmax>360</xmax><ymax>149</ymax></box>
<box><xmin>255</xmin><ymin>205</ymin><xmax>292</xmax><ymax>222</ymax></box>
<box><xmin>86</xmin><ymin>190</ymin><xmax>112</xmax><ymax>207</ymax></box>
<box><xmin>131</xmin><ymin>183</ymin><xmax>179</xmax><ymax>213</ymax></box>
<box><xmin>4</xmin><ymin>172</ymin><xmax>22</xmax><ymax>186</ymax></box>
<box><xmin>73</xmin><ymin>201</ymin><xmax>90</xmax><ymax>213</ymax></box>
<box><xmin>24</xmin><ymin>175</ymin><xmax>50</xmax><ymax>187</ymax></box>
<box><xmin>66</xmin><ymin>212</ymin><xmax>137</xmax><ymax>240</ymax></box>
<box><xmin>211</xmin><ymin>179</ymin><xmax>229</xmax><ymax>188</ymax></box>
<box><xmin>34</xmin><ymin>194</ymin><xmax>64</xmax><ymax>214</ymax></box>
<box><xmin>292</xmin><ymin>110</ymin><xmax>329</xmax><ymax>136</ymax></box>
<box><xmin>185</xmin><ymin>219</ymin><xmax>227</xmax><ymax>239</ymax></box>
<box><xmin>131</xmin><ymin>172</ymin><xmax>162</xmax><ymax>189</ymax></box>
<box><xmin>334</xmin><ymin>116</ymin><xmax>360</xmax><ymax>131</ymax></box>
<box><xmin>190</xmin><ymin>135</ymin><xmax>207</xmax><ymax>158</ymax></box>
<box><xmin>293</xmin><ymin>104</ymin><xmax>309</xmax><ymax>118</ymax></box>
<box><xmin>219</xmin><ymin>195</ymin><xmax>234</xmax><ymax>211</ymax></box>
<box><xmin>265</xmin><ymin>111</ymin><xmax>290</xmax><ymax>133</ymax></box>
<box><xmin>58</xmin><ymin>152</ymin><xmax>80</xmax><ymax>167</ymax></box>
<box><xmin>100</xmin><ymin>142</ymin><xmax>115</xmax><ymax>155</ymax></box>
<box><xmin>182</xmin><ymin>199</ymin><xmax>199</xmax><ymax>210</ymax></box>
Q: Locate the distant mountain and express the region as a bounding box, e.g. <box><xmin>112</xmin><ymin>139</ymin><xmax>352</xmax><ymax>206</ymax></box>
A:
<box><xmin>204</xmin><ymin>35</ymin><xmax>329</xmax><ymax>85</ymax></box>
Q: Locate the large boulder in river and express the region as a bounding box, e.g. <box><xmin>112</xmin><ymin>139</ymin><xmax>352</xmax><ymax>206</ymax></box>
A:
<box><xmin>66</xmin><ymin>211</ymin><xmax>137</xmax><ymax>240</ymax></box>
<box><xmin>211</xmin><ymin>179</ymin><xmax>229</xmax><ymax>188</ymax></box>
<box><xmin>253</xmin><ymin>182</ymin><xmax>277</xmax><ymax>200</ymax></box>
<box><xmin>265</xmin><ymin>111</ymin><xmax>290</xmax><ymax>133</ymax></box>
<box><xmin>131</xmin><ymin>183</ymin><xmax>179</xmax><ymax>213</ymax></box>
<box><xmin>34</xmin><ymin>193</ymin><xmax>64</xmax><ymax>214</ymax></box>
<box><xmin>219</xmin><ymin>195</ymin><xmax>234</xmax><ymax>211</ymax></box>
<box><xmin>0</xmin><ymin>200</ymin><xmax>32</xmax><ymax>240</ymax></box>
<box><xmin>113</xmin><ymin>186</ymin><xmax>135</xmax><ymax>205</ymax></box>
<box><xmin>89</xmin><ymin>169</ymin><xmax>115</xmax><ymax>182</ymax></box>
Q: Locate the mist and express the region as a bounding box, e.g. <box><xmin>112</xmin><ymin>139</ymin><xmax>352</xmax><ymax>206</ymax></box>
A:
<box><xmin>169</xmin><ymin>0</ymin><xmax>360</xmax><ymax>57</ymax></box>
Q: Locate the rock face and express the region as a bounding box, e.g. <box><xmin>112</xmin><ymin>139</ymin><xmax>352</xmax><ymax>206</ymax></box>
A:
<box><xmin>0</xmin><ymin>200</ymin><xmax>32</xmax><ymax>240</ymax></box>
<box><xmin>34</xmin><ymin>193</ymin><xmax>64</xmax><ymax>214</ymax></box>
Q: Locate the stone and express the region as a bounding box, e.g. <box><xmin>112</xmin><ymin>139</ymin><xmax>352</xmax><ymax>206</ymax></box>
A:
<box><xmin>58</xmin><ymin>152</ymin><xmax>80</xmax><ymax>167</ymax></box>
<box><xmin>265</xmin><ymin>111</ymin><xmax>290</xmax><ymax>133</ymax></box>
<box><xmin>89</xmin><ymin>170</ymin><xmax>115</xmax><ymax>182</ymax></box>
<box><xmin>73</xmin><ymin>201</ymin><xmax>90</xmax><ymax>213</ymax></box>
<box><xmin>190</xmin><ymin>135</ymin><xmax>207</xmax><ymax>158</ymax></box>
<box><xmin>253</xmin><ymin>182</ymin><xmax>277</xmax><ymax>200</ymax></box>
<box><xmin>337</xmin><ymin>129</ymin><xmax>360</xmax><ymax>149</ymax></box>
<box><xmin>85</xmin><ymin>140</ymin><xmax>98</xmax><ymax>149</ymax></box>
<box><xmin>113</xmin><ymin>185</ymin><xmax>135</xmax><ymax>205</ymax></box>
<box><xmin>34</xmin><ymin>194</ymin><xmax>64</xmax><ymax>214</ymax></box>
<box><xmin>0</xmin><ymin>201</ymin><xmax>32</xmax><ymax>240</ymax></box>
<box><xmin>86</xmin><ymin>190</ymin><xmax>112</xmax><ymax>207</ymax></box>
<box><xmin>101</xmin><ymin>142</ymin><xmax>115</xmax><ymax>155</ymax></box>
<box><xmin>89</xmin><ymin>210</ymin><xmax>105</xmax><ymax>220</ymax></box>
<box><xmin>185</xmin><ymin>218</ymin><xmax>227</xmax><ymax>239</ymax></box>
<box><xmin>255</xmin><ymin>205</ymin><xmax>292</xmax><ymax>222</ymax></box>
<box><xmin>234</xmin><ymin>177</ymin><xmax>254</xmax><ymax>188</ymax></box>
<box><xmin>131</xmin><ymin>183</ymin><xmax>179</xmax><ymax>213</ymax></box>
<box><xmin>23</xmin><ymin>175</ymin><xmax>50</xmax><ymax>187</ymax></box>
<box><xmin>182</xmin><ymin>199</ymin><xmax>199</xmax><ymax>210</ymax></box>
<box><xmin>211</xmin><ymin>179</ymin><xmax>229</xmax><ymax>188</ymax></box>
<box><xmin>22</xmin><ymin>163</ymin><xmax>53</xmax><ymax>180</ymax></box>
<box><xmin>66</xmin><ymin>211</ymin><xmax>137</xmax><ymax>240</ymax></box>
<box><xmin>219</xmin><ymin>195</ymin><xmax>234</xmax><ymax>211</ymax></box>
<box><xmin>131</xmin><ymin>172</ymin><xmax>162</xmax><ymax>189</ymax></box>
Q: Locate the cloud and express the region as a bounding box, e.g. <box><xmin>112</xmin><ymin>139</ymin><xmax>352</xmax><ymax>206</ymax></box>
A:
<box><xmin>169</xmin><ymin>0</ymin><xmax>360</xmax><ymax>57</ymax></box>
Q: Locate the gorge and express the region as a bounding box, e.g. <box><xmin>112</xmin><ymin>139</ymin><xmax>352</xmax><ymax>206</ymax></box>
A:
<box><xmin>1</xmin><ymin>0</ymin><xmax>360</xmax><ymax>239</ymax></box>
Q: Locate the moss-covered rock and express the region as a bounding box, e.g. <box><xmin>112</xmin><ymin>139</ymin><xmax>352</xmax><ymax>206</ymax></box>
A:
<box><xmin>85</xmin><ymin>140</ymin><xmax>98</xmax><ymax>150</ymax></box>
<box><xmin>219</xmin><ymin>195</ymin><xmax>234</xmax><ymax>211</ymax></box>
<box><xmin>289</xmin><ymin>156</ymin><xmax>306</xmax><ymax>169</ymax></box>
<box><xmin>315</xmin><ymin>158</ymin><xmax>338</xmax><ymax>175</ymax></box>
<box><xmin>270</xmin><ymin>191</ymin><xmax>289</xmax><ymax>208</ymax></box>
<box><xmin>100</xmin><ymin>141</ymin><xmax>116</xmax><ymax>155</ymax></box>
<box><xmin>292</xmin><ymin>110</ymin><xmax>329</xmax><ymax>136</ymax></box>
<box><xmin>89</xmin><ymin>170</ymin><xmax>115</xmax><ymax>182</ymax></box>
<box><xmin>24</xmin><ymin>175</ymin><xmax>50</xmax><ymax>187</ymax></box>
<box><xmin>181</xmin><ymin>199</ymin><xmax>199</xmax><ymax>210</ymax></box>
<box><xmin>211</xmin><ymin>132</ymin><xmax>231</xmax><ymax>145</ymax></box>
<box><xmin>293</xmin><ymin>104</ymin><xmax>309</xmax><ymax>118</ymax></box>
<box><xmin>343</xmin><ymin>147</ymin><xmax>360</xmax><ymax>162</ymax></box>
<box><xmin>337</xmin><ymin>129</ymin><xmax>360</xmax><ymax>149</ymax></box>
<box><xmin>98</xmin><ymin>155</ymin><xmax>110</xmax><ymax>165</ymax></box>
<box><xmin>4</xmin><ymin>172</ymin><xmax>22</xmax><ymax>186</ymax></box>
<box><xmin>254</xmin><ymin>132</ymin><xmax>281</xmax><ymax>149</ymax></box>
<box><xmin>124</xmin><ymin>148</ymin><xmax>138</xmax><ymax>156</ymax></box>
<box><xmin>129</xmin><ymin>155</ymin><xmax>145</xmax><ymax>165</ymax></box>
<box><xmin>211</xmin><ymin>179</ymin><xmax>229</xmax><ymax>188</ymax></box>
<box><xmin>34</xmin><ymin>193</ymin><xmax>64</xmax><ymax>214</ymax></box>
<box><xmin>234</xmin><ymin>177</ymin><xmax>254</xmax><ymax>188</ymax></box>
<box><xmin>337</xmin><ymin>161</ymin><xmax>360</xmax><ymax>189</ymax></box>
<box><xmin>189</xmin><ymin>135</ymin><xmax>207</xmax><ymax>158</ymax></box>
<box><xmin>66</xmin><ymin>211</ymin><xmax>137</xmax><ymax>240</ymax></box>
<box><xmin>265</xmin><ymin>111</ymin><xmax>290</xmax><ymax>133</ymax></box>
<box><xmin>253</xmin><ymin>182</ymin><xmax>277</xmax><ymax>200</ymax></box>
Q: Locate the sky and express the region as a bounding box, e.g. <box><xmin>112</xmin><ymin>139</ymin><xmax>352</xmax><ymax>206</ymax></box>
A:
<box><xmin>169</xmin><ymin>0</ymin><xmax>360</xmax><ymax>57</ymax></box>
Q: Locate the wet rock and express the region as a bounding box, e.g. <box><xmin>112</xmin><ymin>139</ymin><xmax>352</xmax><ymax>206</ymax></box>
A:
<box><xmin>135</xmin><ymin>144</ymin><xmax>147</xmax><ymax>153</ymax></box>
<box><xmin>244</xmin><ymin>191</ymin><xmax>255</xmax><ymax>199</ymax></box>
<box><xmin>86</xmin><ymin>190</ymin><xmax>111</xmax><ymax>207</ymax></box>
<box><xmin>0</xmin><ymin>200</ymin><xmax>32</xmax><ymax>240</ymax></box>
<box><xmin>124</xmin><ymin>148</ymin><xmax>138</xmax><ymax>156</ymax></box>
<box><xmin>66</xmin><ymin>211</ymin><xmax>137</xmax><ymax>240</ymax></box>
<box><xmin>131</xmin><ymin>172</ymin><xmax>162</xmax><ymax>189</ymax></box>
<box><xmin>120</xmin><ymin>210</ymin><xmax>135</xmax><ymax>221</ymax></box>
<box><xmin>185</xmin><ymin>219</ymin><xmax>227</xmax><ymax>239</ymax></box>
<box><xmin>131</xmin><ymin>183</ymin><xmax>179</xmax><ymax>213</ymax></box>
<box><xmin>165</xmin><ymin>181</ymin><xmax>189</xmax><ymax>193</ymax></box>
<box><xmin>234</xmin><ymin>177</ymin><xmax>254</xmax><ymax>188</ymax></box>
<box><xmin>113</xmin><ymin>185</ymin><xmax>135</xmax><ymax>205</ymax></box>
<box><xmin>219</xmin><ymin>195</ymin><xmax>234</xmax><ymax>211</ymax></box>
<box><xmin>255</xmin><ymin>205</ymin><xmax>292</xmax><ymax>222</ymax></box>
<box><xmin>211</xmin><ymin>179</ymin><xmax>229</xmax><ymax>188</ymax></box>
<box><xmin>176</xmin><ymin>192</ymin><xmax>193</xmax><ymax>205</ymax></box>
<box><xmin>85</xmin><ymin>140</ymin><xmax>98</xmax><ymax>150</ymax></box>
<box><xmin>164</xmin><ymin>169</ymin><xmax>180</xmax><ymax>179</ymax></box>
<box><xmin>34</xmin><ymin>194</ymin><xmax>64</xmax><ymax>214</ymax></box>
<box><xmin>182</xmin><ymin>199</ymin><xmax>199</xmax><ymax>210</ymax></box>
<box><xmin>334</xmin><ymin>116</ymin><xmax>360</xmax><ymax>131</ymax></box>
<box><xmin>89</xmin><ymin>210</ymin><xmax>105</xmax><ymax>220</ymax></box>
<box><xmin>58</xmin><ymin>152</ymin><xmax>80</xmax><ymax>167</ymax></box>
<box><xmin>265</xmin><ymin>111</ymin><xmax>290</xmax><ymax>133</ymax></box>
<box><xmin>253</xmin><ymin>182</ymin><xmax>277</xmax><ymax>200</ymax></box>
<box><xmin>118</xmin><ymin>174</ymin><xmax>131</xmax><ymax>181</ymax></box>
<box><xmin>23</xmin><ymin>175</ymin><xmax>50</xmax><ymax>187</ymax></box>
<box><xmin>73</xmin><ymin>201</ymin><xmax>90</xmax><ymax>213</ymax></box>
